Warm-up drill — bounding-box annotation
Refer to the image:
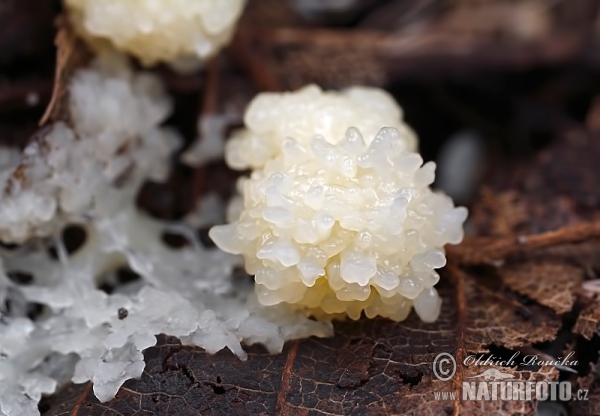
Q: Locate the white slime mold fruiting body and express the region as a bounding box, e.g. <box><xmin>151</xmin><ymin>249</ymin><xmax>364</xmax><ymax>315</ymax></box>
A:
<box><xmin>211</xmin><ymin>85</ymin><xmax>468</xmax><ymax>322</ymax></box>
<box><xmin>63</xmin><ymin>0</ymin><xmax>247</xmax><ymax>69</ymax></box>
<box><xmin>0</xmin><ymin>58</ymin><xmax>332</xmax><ymax>416</ymax></box>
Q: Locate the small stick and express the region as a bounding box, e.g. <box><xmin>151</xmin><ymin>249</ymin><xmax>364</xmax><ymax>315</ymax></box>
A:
<box><xmin>447</xmin><ymin>221</ymin><xmax>600</xmax><ymax>265</ymax></box>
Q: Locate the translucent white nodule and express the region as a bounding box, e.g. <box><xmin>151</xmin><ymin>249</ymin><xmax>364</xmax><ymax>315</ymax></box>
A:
<box><xmin>0</xmin><ymin>59</ymin><xmax>333</xmax><ymax>416</ymax></box>
<box><xmin>211</xmin><ymin>84</ymin><xmax>468</xmax><ymax>322</ymax></box>
<box><xmin>63</xmin><ymin>0</ymin><xmax>247</xmax><ymax>68</ymax></box>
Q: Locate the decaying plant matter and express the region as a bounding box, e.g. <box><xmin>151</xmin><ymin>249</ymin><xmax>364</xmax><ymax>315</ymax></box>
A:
<box><xmin>2</xmin><ymin>1</ymin><xmax>600</xmax><ymax>415</ymax></box>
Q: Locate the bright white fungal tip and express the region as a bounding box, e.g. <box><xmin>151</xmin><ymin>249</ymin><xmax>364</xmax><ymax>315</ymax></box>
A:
<box><xmin>0</xmin><ymin>57</ymin><xmax>332</xmax><ymax>416</ymax></box>
<box><xmin>63</xmin><ymin>0</ymin><xmax>247</xmax><ymax>69</ymax></box>
<box><xmin>211</xmin><ymin>84</ymin><xmax>467</xmax><ymax>322</ymax></box>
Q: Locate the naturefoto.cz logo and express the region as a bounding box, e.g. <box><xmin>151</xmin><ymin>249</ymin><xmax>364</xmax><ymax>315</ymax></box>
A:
<box><xmin>432</xmin><ymin>352</ymin><xmax>589</xmax><ymax>402</ymax></box>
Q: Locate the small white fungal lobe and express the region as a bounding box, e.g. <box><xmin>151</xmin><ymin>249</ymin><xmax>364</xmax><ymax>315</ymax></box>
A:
<box><xmin>63</xmin><ymin>0</ymin><xmax>247</xmax><ymax>69</ymax></box>
<box><xmin>211</xmin><ymin>84</ymin><xmax>468</xmax><ymax>323</ymax></box>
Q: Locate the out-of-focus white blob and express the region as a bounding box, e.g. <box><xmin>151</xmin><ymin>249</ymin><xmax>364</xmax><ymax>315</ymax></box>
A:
<box><xmin>183</xmin><ymin>112</ymin><xmax>239</xmax><ymax>167</ymax></box>
<box><xmin>436</xmin><ymin>130</ymin><xmax>484</xmax><ymax>204</ymax></box>
<box><xmin>63</xmin><ymin>0</ymin><xmax>247</xmax><ymax>70</ymax></box>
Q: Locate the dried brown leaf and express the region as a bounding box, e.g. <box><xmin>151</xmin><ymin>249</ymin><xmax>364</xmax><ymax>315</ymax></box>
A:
<box><xmin>460</xmin><ymin>270</ymin><xmax>561</xmax><ymax>353</ymax></box>
<box><xmin>574</xmin><ymin>300</ymin><xmax>600</xmax><ymax>340</ymax></box>
<box><xmin>471</xmin><ymin>130</ymin><xmax>600</xmax><ymax>236</ymax></box>
<box><xmin>470</xmin><ymin>188</ymin><xmax>529</xmax><ymax>238</ymax></box>
<box><xmin>458</xmin><ymin>365</ymin><xmax>558</xmax><ymax>416</ymax></box>
<box><xmin>499</xmin><ymin>260</ymin><xmax>583</xmax><ymax>315</ymax></box>
<box><xmin>570</xmin><ymin>361</ymin><xmax>600</xmax><ymax>416</ymax></box>
<box><xmin>41</xmin><ymin>269</ymin><xmax>562</xmax><ymax>415</ymax></box>
<box><xmin>449</xmin><ymin>124</ymin><xmax>600</xmax><ymax>267</ymax></box>
<box><xmin>28</xmin><ymin>2</ymin><xmax>600</xmax><ymax>414</ymax></box>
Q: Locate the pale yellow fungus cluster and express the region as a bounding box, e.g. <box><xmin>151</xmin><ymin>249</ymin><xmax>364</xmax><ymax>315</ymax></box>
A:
<box><xmin>64</xmin><ymin>0</ymin><xmax>246</xmax><ymax>69</ymax></box>
<box><xmin>210</xmin><ymin>85</ymin><xmax>467</xmax><ymax>322</ymax></box>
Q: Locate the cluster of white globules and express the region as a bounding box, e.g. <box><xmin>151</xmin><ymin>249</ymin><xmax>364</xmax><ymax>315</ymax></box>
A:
<box><xmin>64</xmin><ymin>0</ymin><xmax>246</xmax><ymax>69</ymax></box>
<box><xmin>0</xmin><ymin>56</ymin><xmax>179</xmax><ymax>243</ymax></box>
<box><xmin>0</xmin><ymin>59</ymin><xmax>332</xmax><ymax>416</ymax></box>
<box><xmin>211</xmin><ymin>85</ymin><xmax>468</xmax><ymax>323</ymax></box>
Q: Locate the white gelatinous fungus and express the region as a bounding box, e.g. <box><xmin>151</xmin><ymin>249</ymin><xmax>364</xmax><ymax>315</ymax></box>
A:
<box><xmin>210</xmin><ymin>85</ymin><xmax>468</xmax><ymax>323</ymax></box>
<box><xmin>0</xmin><ymin>57</ymin><xmax>332</xmax><ymax>416</ymax></box>
<box><xmin>63</xmin><ymin>0</ymin><xmax>247</xmax><ymax>69</ymax></box>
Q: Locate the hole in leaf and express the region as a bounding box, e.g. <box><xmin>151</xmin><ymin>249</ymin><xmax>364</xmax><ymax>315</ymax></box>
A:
<box><xmin>399</xmin><ymin>370</ymin><xmax>423</xmax><ymax>388</ymax></box>
<box><xmin>26</xmin><ymin>302</ymin><xmax>45</xmax><ymax>321</ymax></box>
<box><xmin>515</xmin><ymin>307</ymin><xmax>532</xmax><ymax>320</ymax></box>
<box><xmin>98</xmin><ymin>282</ymin><xmax>113</xmax><ymax>294</ymax></box>
<box><xmin>117</xmin><ymin>268</ymin><xmax>142</xmax><ymax>285</ymax></box>
<box><xmin>211</xmin><ymin>384</ymin><xmax>226</xmax><ymax>395</ymax></box>
<box><xmin>516</xmin><ymin>294</ymin><xmax>534</xmax><ymax>306</ymax></box>
<box><xmin>216</xmin><ymin>376</ymin><xmax>222</xmax><ymax>383</ymax></box>
<box><xmin>7</xmin><ymin>271</ymin><xmax>34</xmax><ymax>285</ymax></box>
<box><xmin>161</xmin><ymin>231</ymin><xmax>190</xmax><ymax>249</ymax></box>
<box><xmin>47</xmin><ymin>225</ymin><xmax>87</xmax><ymax>259</ymax></box>
<box><xmin>98</xmin><ymin>267</ymin><xmax>142</xmax><ymax>294</ymax></box>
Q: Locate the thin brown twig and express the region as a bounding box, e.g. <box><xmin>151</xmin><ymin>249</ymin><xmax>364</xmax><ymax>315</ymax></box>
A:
<box><xmin>70</xmin><ymin>382</ymin><xmax>93</xmax><ymax>416</ymax></box>
<box><xmin>275</xmin><ymin>340</ymin><xmax>300</xmax><ymax>416</ymax></box>
<box><xmin>239</xmin><ymin>24</ymin><xmax>583</xmax><ymax>64</ymax></box>
<box><xmin>40</xmin><ymin>16</ymin><xmax>92</xmax><ymax>126</ymax></box>
<box><xmin>447</xmin><ymin>220</ymin><xmax>600</xmax><ymax>265</ymax></box>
